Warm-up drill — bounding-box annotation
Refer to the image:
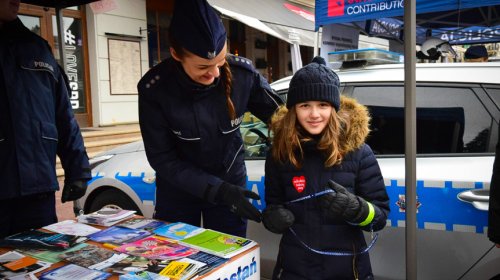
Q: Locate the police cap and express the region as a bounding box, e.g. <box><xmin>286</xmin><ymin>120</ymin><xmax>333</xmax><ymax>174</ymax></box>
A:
<box><xmin>170</xmin><ymin>0</ymin><xmax>227</xmax><ymax>59</ymax></box>
<box><xmin>464</xmin><ymin>45</ymin><xmax>488</xmax><ymax>59</ymax></box>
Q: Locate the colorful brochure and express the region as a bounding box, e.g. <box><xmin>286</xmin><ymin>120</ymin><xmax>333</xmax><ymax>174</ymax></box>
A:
<box><xmin>117</xmin><ymin>218</ymin><xmax>165</xmax><ymax>232</ymax></box>
<box><xmin>153</xmin><ymin>222</ymin><xmax>204</xmax><ymax>240</ymax></box>
<box><xmin>39</xmin><ymin>264</ymin><xmax>111</xmax><ymax>280</ymax></box>
<box><xmin>114</xmin><ymin>236</ymin><xmax>198</xmax><ymax>261</ymax></box>
<box><xmin>179</xmin><ymin>229</ymin><xmax>257</xmax><ymax>259</ymax></box>
<box><xmin>88</xmin><ymin>226</ymin><xmax>152</xmax><ymax>246</ymax></box>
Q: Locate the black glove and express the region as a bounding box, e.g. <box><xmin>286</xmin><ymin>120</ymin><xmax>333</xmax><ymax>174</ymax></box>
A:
<box><xmin>262</xmin><ymin>204</ymin><xmax>295</xmax><ymax>234</ymax></box>
<box><xmin>319</xmin><ymin>180</ymin><xmax>369</xmax><ymax>224</ymax></box>
<box><xmin>61</xmin><ymin>180</ymin><xmax>88</xmax><ymax>203</ymax></box>
<box><xmin>216</xmin><ymin>182</ymin><xmax>262</xmax><ymax>222</ymax></box>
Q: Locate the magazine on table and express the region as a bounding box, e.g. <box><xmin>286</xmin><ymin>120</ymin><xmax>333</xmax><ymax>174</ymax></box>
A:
<box><xmin>0</xmin><ymin>250</ymin><xmax>52</xmax><ymax>280</ymax></box>
<box><xmin>21</xmin><ymin>243</ymin><xmax>88</xmax><ymax>263</ymax></box>
<box><xmin>119</xmin><ymin>270</ymin><xmax>170</xmax><ymax>280</ymax></box>
<box><xmin>87</xmin><ymin>226</ymin><xmax>152</xmax><ymax>246</ymax></box>
<box><xmin>77</xmin><ymin>207</ymin><xmax>136</xmax><ymax>227</ymax></box>
<box><xmin>103</xmin><ymin>255</ymin><xmax>156</xmax><ymax>275</ymax></box>
<box><xmin>113</xmin><ymin>236</ymin><xmax>198</xmax><ymax>261</ymax></box>
<box><xmin>58</xmin><ymin>243</ymin><xmax>129</xmax><ymax>270</ymax></box>
<box><xmin>0</xmin><ymin>229</ymin><xmax>88</xmax><ymax>250</ymax></box>
<box><xmin>116</xmin><ymin>217</ymin><xmax>165</xmax><ymax>231</ymax></box>
<box><xmin>179</xmin><ymin>229</ymin><xmax>257</xmax><ymax>259</ymax></box>
<box><xmin>43</xmin><ymin>220</ymin><xmax>101</xmax><ymax>236</ymax></box>
<box><xmin>153</xmin><ymin>222</ymin><xmax>205</xmax><ymax>241</ymax></box>
<box><xmin>155</xmin><ymin>257</ymin><xmax>205</xmax><ymax>280</ymax></box>
<box><xmin>185</xmin><ymin>251</ymin><xmax>228</xmax><ymax>278</ymax></box>
<box><xmin>107</xmin><ymin>253</ymin><xmax>210</xmax><ymax>280</ymax></box>
<box><xmin>39</xmin><ymin>263</ymin><xmax>111</xmax><ymax>280</ymax></box>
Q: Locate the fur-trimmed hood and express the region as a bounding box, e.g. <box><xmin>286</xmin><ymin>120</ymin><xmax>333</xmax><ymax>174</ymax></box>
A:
<box><xmin>337</xmin><ymin>95</ymin><xmax>370</xmax><ymax>153</ymax></box>
<box><xmin>269</xmin><ymin>95</ymin><xmax>370</xmax><ymax>154</ymax></box>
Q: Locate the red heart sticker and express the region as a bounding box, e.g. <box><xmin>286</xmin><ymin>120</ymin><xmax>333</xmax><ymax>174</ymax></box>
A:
<box><xmin>292</xmin><ymin>176</ymin><xmax>306</xmax><ymax>193</ymax></box>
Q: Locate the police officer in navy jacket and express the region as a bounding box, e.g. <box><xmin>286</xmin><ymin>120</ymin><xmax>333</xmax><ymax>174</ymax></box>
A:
<box><xmin>0</xmin><ymin>0</ymin><xmax>91</xmax><ymax>238</ymax></box>
<box><xmin>138</xmin><ymin>0</ymin><xmax>283</xmax><ymax>237</ymax></box>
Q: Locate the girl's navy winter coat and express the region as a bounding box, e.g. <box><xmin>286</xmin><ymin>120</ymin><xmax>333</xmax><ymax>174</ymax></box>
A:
<box><xmin>265</xmin><ymin>97</ymin><xmax>390</xmax><ymax>280</ymax></box>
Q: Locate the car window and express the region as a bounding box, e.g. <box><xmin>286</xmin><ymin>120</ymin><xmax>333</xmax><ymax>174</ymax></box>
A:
<box><xmin>487</xmin><ymin>87</ymin><xmax>500</xmax><ymax>110</ymax></box>
<box><xmin>240</xmin><ymin>112</ymin><xmax>269</xmax><ymax>159</ymax></box>
<box><xmin>351</xmin><ymin>85</ymin><xmax>494</xmax><ymax>155</ymax></box>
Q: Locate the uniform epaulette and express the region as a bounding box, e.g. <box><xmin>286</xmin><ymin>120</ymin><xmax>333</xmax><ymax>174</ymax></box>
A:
<box><xmin>226</xmin><ymin>54</ymin><xmax>255</xmax><ymax>72</ymax></box>
<box><xmin>138</xmin><ymin>64</ymin><xmax>165</xmax><ymax>93</ymax></box>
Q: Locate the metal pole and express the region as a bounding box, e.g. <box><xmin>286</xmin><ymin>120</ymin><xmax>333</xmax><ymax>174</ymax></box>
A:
<box><xmin>313</xmin><ymin>26</ymin><xmax>322</xmax><ymax>57</ymax></box>
<box><xmin>289</xmin><ymin>29</ymin><xmax>302</xmax><ymax>73</ymax></box>
<box><xmin>56</xmin><ymin>7</ymin><xmax>67</xmax><ymax>70</ymax></box>
<box><xmin>404</xmin><ymin>0</ymin><xmax>417</xmax><ymax>279</ymax></box>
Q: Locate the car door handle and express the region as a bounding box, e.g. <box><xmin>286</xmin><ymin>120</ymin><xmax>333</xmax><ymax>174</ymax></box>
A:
<box><xmin>457</xmin><ymin>189</ymin><xmax>490</xmax><ymax>211</ymax></box>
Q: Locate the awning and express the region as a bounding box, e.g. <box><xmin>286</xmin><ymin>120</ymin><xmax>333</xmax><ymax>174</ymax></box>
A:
<box><xmin>212</xmin><ymin>5</ymin><xmax>289</xmax><ymax>42</ymax></box>
<box><xmin>315</xmin><ymin>0</ymin><xmax>500</xmax><ymax>28</ymax></box>
<box><xmin>21</xmin><ymin>0</ymin><xmax>98</xmax><ymax>8</ymax></box>
<box><xmin>208</xmin><ymin>0</ymin><xmax>318</xmax><ymax>47</ymax></box>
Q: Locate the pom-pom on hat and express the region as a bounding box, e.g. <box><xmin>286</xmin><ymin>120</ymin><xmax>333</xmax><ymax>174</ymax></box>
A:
<box><xmin>286</xmin><ymin>56</ymin><xmax>340</xmax><ymax>111</ymax></box>
<box><xmin>464</xmin><ymin>45</ymin><xmax>488</xmax><ymax>59</ymax></box>
<box><xmin>169</xmin><ymin>0</ymin><xmax>227</xmax><ymax>59</ymax></box>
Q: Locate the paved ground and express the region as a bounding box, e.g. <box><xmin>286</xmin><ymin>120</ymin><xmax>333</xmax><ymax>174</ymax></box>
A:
<box><xmin>56</xmin><ymin>123</ymin><xmax>141</xmax><ymax>222</ymax></box>
<box><xmin>56</xmin><ymin>180</ymin><xmax>76</xmax><ymax>221</ymax></box>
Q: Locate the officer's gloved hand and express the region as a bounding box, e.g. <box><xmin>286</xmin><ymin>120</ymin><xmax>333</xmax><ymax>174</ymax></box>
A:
<box><xmin>319</xmin><ymin>180</ymin><xmax>369</xmax><ymax>223</ymax></box>
<box><xmin>262</xmin><ymin>204</ymin><xmax>295</xmax><ymax>234</ymax></box>
<box><xmin>61</xmin><ymin>180</ymin><xmax>88</xmax><ymax>203</ymax></box>
<box><xmin>216</xmin><ymin>182</ymin><xmax>262</xmax><ymax>223</ymax></box>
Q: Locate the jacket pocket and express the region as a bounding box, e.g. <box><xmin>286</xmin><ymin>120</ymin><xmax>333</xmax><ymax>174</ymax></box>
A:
<box><xmin>219</xmin><ymin>120</ymin><xmax>244</xmax><ymax>174</ymax></box>
<box><xmin>18</xmin><ymin>53</ymin><xmax>57</xmax><ymax>81</ymax></box>
<box><xmin>169</xmin><ymin>127</ymin><xmax>201</xmax><ymax>142</ymax></box>
<box><xmin>218</xmin><ymin>113</ymin><xmax>243</xmax><ymax>135</ymax></box>
<box><xmin>41</xmin><ymin>122</ymin><xmax>58</xmax><ymax>142</ymax></box>
<box><xmin>39</xmin><ymin>122</ymin><xmax>58</xmax><ymax>178</ymax></box>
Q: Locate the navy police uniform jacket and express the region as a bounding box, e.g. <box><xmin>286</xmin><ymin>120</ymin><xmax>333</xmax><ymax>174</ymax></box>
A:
<box><xmin>138</xmin><ymin>55</ymin><xmax>282</xmax><ymax>203</ymax></box>
<box><xmin>265</xmin><ymin>97</ymin><xmax>390</xmax><ymax>280</ymax></box>
<box><xmin>0</xmin><ymin>18</ymin><xmax>91</xmax><ymax>200</ymax></box>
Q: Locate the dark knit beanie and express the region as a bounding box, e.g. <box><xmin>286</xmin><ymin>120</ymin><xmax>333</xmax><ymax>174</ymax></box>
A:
<box><xmin>286</xmin><ymin>56</ymin><xmax>340</xmax><ymax>111</ymax></box>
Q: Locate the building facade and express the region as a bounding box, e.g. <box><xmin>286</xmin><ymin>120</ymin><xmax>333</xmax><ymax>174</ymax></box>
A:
<box><xmin>19</xmin><ymin>0</ymin><xmax>310</xmax><ymax>127</ymax></box>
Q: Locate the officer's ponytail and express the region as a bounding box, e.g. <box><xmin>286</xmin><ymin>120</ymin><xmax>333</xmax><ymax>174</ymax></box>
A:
<box><xmin>222</xmin><ymin>61</ymin><xmax>236</xmax><ymax>120</ymax></box>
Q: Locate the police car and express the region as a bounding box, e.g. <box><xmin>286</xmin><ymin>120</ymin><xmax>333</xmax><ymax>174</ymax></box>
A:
<box><xmin>76</xmin><ymin>58</ymin><xmax>500</xmax><ymax>279</ymax></box>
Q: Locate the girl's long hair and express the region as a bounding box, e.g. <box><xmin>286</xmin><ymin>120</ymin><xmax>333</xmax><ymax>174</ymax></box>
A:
<box><xmin>169</xmin><ymin>35</ymin><xmax>235</xmax><ymax>119</ymax></box>
<box><xmin>269</xmin><ymin>105</ymin><xmax>350</xmax><ymax>169</ymax></box>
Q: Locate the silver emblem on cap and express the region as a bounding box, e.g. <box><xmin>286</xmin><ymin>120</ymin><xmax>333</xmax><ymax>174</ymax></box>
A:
<box><xmin>207</xmin><ymin>51</ymin><xmax>216</xmax><ymax>59</ymax></box>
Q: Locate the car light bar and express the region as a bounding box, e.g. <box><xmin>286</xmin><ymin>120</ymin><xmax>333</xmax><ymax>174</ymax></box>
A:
<box><xmin>328</xmin><ymin>48</ymin><xmax>403</xmax><ymax>69</ymax></box>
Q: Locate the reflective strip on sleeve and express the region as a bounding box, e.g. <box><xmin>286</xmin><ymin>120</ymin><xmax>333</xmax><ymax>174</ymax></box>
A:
<box><xmin>359</xmin><ymin>202</ymin><xmax>375</xmax><ymax>226</ymax></box>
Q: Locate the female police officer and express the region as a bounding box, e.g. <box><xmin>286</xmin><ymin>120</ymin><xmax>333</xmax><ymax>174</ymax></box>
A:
<box><xmin>138</xmin><ymin>0</ymin><xmax>283</xmax><ymax>237</ymax></box>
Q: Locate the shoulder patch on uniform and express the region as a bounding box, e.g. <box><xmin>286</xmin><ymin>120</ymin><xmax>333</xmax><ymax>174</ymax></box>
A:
<box><xmin>138</xmin><ymin>62</ymin><xmax>168</xmax><ymax>93</ymax></box>
<box><xmin>227</xmin><ymin>54</ymin><xmax>255</xmax><ymax>72</ymax></box>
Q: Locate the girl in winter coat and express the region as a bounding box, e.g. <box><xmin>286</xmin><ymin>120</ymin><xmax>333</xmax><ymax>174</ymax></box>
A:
<box><xmin>262</xmin><ymin>57</ymin><xmax>390</xmax><ymax>279</ymax></box>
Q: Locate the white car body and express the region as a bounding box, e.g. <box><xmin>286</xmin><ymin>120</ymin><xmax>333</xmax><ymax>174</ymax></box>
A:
<box><xmin>76</xmin><ymin>61</ymin><xmax>500</xmax><ymax>279</ymax></box>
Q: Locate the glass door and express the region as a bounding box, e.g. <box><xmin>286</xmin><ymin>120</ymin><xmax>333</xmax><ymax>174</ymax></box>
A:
<box><xmin>19</xmin><ymin>4</ymin><xmax>91</xmax><ymax>127</ymax></box>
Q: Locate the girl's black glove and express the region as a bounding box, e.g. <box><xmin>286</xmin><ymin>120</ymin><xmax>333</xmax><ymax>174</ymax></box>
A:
<box><xmin>262</xmin><ymin>204</ymin><xmax>295</xmax><ymax>234</ymax></box>
<box><xmin>319</xmin><ymin>180</ymin><xmax>369</xmax><ymax>224</ymax></box>
<box><xmin>216</xmin><ymin>182</ymin><xmax>262</xmax><ymax>222</ymax></box>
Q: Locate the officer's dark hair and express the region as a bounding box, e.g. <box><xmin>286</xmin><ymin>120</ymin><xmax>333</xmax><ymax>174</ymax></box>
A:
<box><xmin>169</xmin><ymin>34</ymin><xmax>236</xmax><ymax>120</ymax></box>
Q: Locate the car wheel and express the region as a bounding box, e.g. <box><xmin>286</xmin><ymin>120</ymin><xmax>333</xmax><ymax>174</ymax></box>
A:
<box><xmin>88</xmin><ymin>189</ymin><xmax>142</xmax><ymax>215</ymax></box>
